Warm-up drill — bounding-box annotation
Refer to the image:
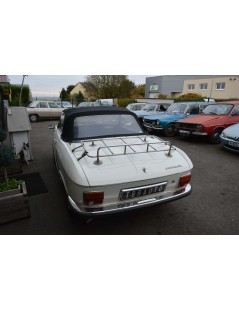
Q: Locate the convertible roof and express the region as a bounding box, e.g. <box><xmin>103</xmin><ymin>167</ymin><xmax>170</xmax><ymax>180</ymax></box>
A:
<box><xmin>61</xmin><ymin>106</ymin><xmax>142</xmax><ymax>142</ymax></box>
<box><xmin>63</xmin><ymin>106</ymin><xmax>135</xmax><ymax>118</ymax></box>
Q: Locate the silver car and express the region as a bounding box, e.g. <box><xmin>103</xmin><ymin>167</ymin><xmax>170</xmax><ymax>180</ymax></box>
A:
<box><xmin>27</xmin><ymin>101</ymin><xmax>64</xmax><ymax>122</ymax></box>
<box><xmin>220</xmin><ymin>123</ymin><xmax>239</xmax><ymax>153</ymax></box>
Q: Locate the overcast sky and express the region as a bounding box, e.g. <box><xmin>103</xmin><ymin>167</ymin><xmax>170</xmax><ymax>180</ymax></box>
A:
<box><xmin>8</xmin><ymin>75</ymin><xmax>152</xmax><ymax>97</ymax></box>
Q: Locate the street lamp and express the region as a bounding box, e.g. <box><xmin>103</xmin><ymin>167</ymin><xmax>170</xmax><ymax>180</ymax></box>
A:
<box><xmin>208</xmin><ymin>75</ymin><xmax>214</xmax><ymax>102</ymax></box>
<box><xmin>19</xmin><ymin>75</ymin><xmax>28</xmax><ymax>106</ymax></box>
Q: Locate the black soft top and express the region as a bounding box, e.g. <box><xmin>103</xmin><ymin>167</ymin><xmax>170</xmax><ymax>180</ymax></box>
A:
<box><xmin>63</xmin><ymin>106</ymin><xmax>134</xmax><ymax>118</ymax></box>
<box><xmin>61</xmin><ymin>106</ymin><xmax>143</xmax><ymax>142</ymax></box>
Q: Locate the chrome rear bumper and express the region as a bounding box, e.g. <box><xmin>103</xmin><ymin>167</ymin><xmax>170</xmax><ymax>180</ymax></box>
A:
<box><xmin>68</xmin><ymin>183</ymin><xmax>192</xmax><ymax>216</ymax></box>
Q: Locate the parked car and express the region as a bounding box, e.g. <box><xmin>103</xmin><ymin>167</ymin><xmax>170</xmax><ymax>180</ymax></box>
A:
<box><xmin>143</xmin><ymin>102</ymin><xmax>208</xmax><ymax>137</ymax></box>
<box><xmin>27</xmin><ymin>101</ymin><xmax>64</xmax><ymax>122</ymax></box>
<box><xmin>220</xmin><ymin>123</ymin><xmax>239</xmax><ymax>153</ymax></box>
<box><xmin>175</xmin><ymin>101</ymin><xmax>239</xmax><ymax>144</ymax></box>
<box><xmin>52</xmin><ymin>107</ymin><xmax>193</xmax><ymax>217</ymax></box>
<box><xmin>133</xmin><ymin>102</ymin><xmax>171</xmax><ymax>124</ymax></box>
<box><xmin>126</xmin><ymin>102</ymin><xmax>147</xmax><ymax>111</ymax></box>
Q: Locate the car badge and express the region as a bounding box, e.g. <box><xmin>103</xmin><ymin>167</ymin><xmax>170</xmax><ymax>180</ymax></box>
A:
<box><xmin>143</xmin><ymin>167</ymin><xmax>147</xmax><ymax>173</ymax></box>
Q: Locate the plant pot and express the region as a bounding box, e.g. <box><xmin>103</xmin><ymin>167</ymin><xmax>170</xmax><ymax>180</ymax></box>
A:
<box><xmin>0</xmin><ymin>181</ymin><xmax>30</xmax><ymax>224</ymax></box>
<box><xmin>0</xmin><ymin>186</ymin><xmax>21</xmax><ymax>199</ymax></box>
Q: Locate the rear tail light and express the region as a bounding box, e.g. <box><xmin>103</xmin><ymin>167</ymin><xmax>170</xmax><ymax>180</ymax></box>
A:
<box><xmin>178</xmin><ymin>173</ymin><xmax>192</xmax><ymax>188</ymax></box>
<box><xmin>83</xmin><ymin>192</ymin><xmax>104</xmax><ymax>205</ymax></box>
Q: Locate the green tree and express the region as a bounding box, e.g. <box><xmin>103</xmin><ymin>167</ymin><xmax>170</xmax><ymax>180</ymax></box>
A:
<box><xmin>66</xmin><ymin>85</ymin><xmax>75</xmax><ymax>95</ymax></box>
<box><xmin>1</xmin><ymin>85</ymin><xmax>31</xmax><ymax>107</ymax></box>
<box><xmin>60</xmin><ymin>88</ymin><xmax>70</xmax><ymax>101</ymax></box>
<box><xmin>75</xmin><ymin>91</ymin><xmax>85</xmax><ymax>104</ymax></box>
<box><xmin>84</xmin><ymin>75</ymin><xmax>134</xmax><ymax>99</ymax></box>
<box><xmin>118</xmin><ymin>79</ymin><xmax>136</xmax><ymax>98</ymax></box>
<box><xmin>130</xmin><ymin>84</ymin><xmax>145</xmax><ymax>99</ymax></box>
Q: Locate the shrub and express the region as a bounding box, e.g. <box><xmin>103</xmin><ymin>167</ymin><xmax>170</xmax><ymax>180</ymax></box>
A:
<box><xmin>118</xmin><ymin>98</ymin><xmax>134</xmax><ymax>108</ymax></box>
<box><xmin>0</xmin><ymin>129</ymin><xmax>16</xmax><ymax>185</ymax></box>
<box><xmin>0</xmin><ymin>178</ymin><xmax>22</xmax><ymax>192</ymax></box>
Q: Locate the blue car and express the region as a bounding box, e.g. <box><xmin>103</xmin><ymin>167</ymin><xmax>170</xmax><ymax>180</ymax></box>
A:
<box><xmin>143</xmin><ymin>102</ymin><xmax>208</xmax><ymax>137</ymax></box>
<box><xmin>220</xmin><ymin>123</ymin><xmax>239</xmax><ymax>153</ymax></box>
<box><xmin>133</xmin><ymin>102</ymin><xmax>171</xmax><ymax>124</ymax></box>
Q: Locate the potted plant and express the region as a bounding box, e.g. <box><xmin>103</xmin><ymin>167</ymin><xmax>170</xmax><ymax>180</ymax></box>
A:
<box><xmin>0</xmin><ymin>128</ymin><xmax>30</xmax><ymax>224</ymax></box>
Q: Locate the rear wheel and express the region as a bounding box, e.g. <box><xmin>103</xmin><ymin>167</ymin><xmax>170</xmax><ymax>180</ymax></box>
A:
<box><xmin>164</xmin><ymin>123</ymin><xmax>176</xmax><ymax>137</ymax></box>
<box><xmin>209</xmin><ymin>129</ymin><xmax>222</xmax><ymax>144</ymax></box>
<box><xmin>29</xmin><ymin>114</ymin><xmax>38</xmax><ymax>122</ymax></box>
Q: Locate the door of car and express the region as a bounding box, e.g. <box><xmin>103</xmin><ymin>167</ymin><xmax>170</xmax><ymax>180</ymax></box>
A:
<box><xmin>48</xmin><ymin>102</ymin><xmax>63</xmax><ymax>118</ymax></box>
<box><xmin>36</xmin><ymin>101</ymin><xmax>51</xmax><ymax>118</ymax></box>
<box><xmin>229</xmin><ymin>105</ymin><xmax>239</xmax><ymax>125</ymax></box>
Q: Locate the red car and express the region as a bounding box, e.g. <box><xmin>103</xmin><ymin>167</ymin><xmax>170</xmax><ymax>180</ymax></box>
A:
<box><xmin>175</xmin><ymin>101</ymin><xmax>239</xmax><ymax>144</ymax></box>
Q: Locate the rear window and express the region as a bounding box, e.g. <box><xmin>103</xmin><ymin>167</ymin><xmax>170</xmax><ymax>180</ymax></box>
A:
<box><xmin>73</xmin><ymin>114</ymin><xmax>143</xmax><ymax>139</ymax></box>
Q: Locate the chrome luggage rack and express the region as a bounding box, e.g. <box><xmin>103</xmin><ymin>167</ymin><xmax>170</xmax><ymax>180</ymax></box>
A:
<box><xmin>72</xmin><ymin>136</ymin><xmax>176</xmax><ymax>165</ymax></box>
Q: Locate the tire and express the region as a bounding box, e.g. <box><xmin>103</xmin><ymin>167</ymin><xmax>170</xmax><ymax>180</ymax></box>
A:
<box><xmin>209</xmin><ymin>129</ymin><xmax>222</xmax><ymax>144</ymax></box>
<box><xmin>29</xmin><ymin>114</ymin><xmax>38</xmax><ymax>122</ymax></box>
<box><xmin>164</xmin><ymin>123</ymin><xmax>176</xmax><ymax>137</ymax></box>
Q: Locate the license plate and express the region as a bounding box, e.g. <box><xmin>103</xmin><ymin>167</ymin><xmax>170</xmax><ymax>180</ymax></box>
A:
<box><xmin>179</xmin><ymin>130</ymin><xmax>190</xmax><ymax>136</ymax></box>
<box><xmin>228</xmin><ymin>141</ymin><xmax>239</xmax><ymax>147</ymax></box>
<box><xmin>119</xmin><ymin>182</ymin><xmax>167</xmax><ymax>201</ymax></box>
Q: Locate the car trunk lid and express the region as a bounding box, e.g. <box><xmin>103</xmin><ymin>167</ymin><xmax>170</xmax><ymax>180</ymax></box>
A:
<box><xmin>71</xmin><ymin>136</ymin><xmax>193</xmax><ymax>186</ymax></box>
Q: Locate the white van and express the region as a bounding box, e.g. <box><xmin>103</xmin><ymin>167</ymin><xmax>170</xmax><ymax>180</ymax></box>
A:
<box><xmin>204</xmin><ymin>98</ymin><xmax>215</xmax><ymax>103</ymax></box>
<box><xmin>95</xmin><ymin>99</ymin><xmax>117</xmax><ymax>106</ymax></box>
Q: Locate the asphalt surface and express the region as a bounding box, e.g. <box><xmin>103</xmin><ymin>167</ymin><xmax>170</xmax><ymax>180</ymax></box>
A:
<box><xmin>1</xmin><ymin>120</ymin><xmax>239</xmax><ymax>235</ymax></box>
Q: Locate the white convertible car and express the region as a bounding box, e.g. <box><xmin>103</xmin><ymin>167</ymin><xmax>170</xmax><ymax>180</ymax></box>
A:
<box><xmin>52</xmin><ymin>107</ymin><xmax>193</xmax><ymax>216</ymax></box>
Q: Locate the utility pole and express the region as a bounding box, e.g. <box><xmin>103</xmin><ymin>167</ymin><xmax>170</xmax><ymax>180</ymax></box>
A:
<box><xmin>208</xmin><ymin>75</ymin><xmax>214</xmax><ymax>102</ymax></box>
<box><xmin>19</xmin><ymin>75</ymin><xmax>28</xmax><ymax>106</ymax></box>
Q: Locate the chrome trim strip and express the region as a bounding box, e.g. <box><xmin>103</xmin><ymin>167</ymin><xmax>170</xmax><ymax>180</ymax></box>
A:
<box><xmin>179</xmin><ymin>130</ymin><xmax>208</xmax><ymax>136</ymax></box>
<box><xmin>179</xmin><ymin>130</ymin><xmax>190</xmax><ymax>135</ymax></box>
<box><xmin>143</xmin><ymin>124</ymin><xmax>164</xmax><ymax>131</ymax></box>
<box><xmin>192</xmin><ymin>132</ymin><xmax>208</xmax><ymax>136</ymax></box>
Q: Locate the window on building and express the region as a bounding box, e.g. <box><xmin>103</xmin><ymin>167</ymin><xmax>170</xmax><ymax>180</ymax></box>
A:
<box><xmin>187</xmin><ymin>84</ymin><xmax>195</xmax><ymax>91</ymax></box>
<box><xmin>216</xmin><ymin>82</ymin><xmax>225</xmax><ymax>90</ymax></box>
<box><xmin>200</xmin><ymin>83</ymin><xmax>208</xmax><ymax>90</ymax></box>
